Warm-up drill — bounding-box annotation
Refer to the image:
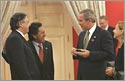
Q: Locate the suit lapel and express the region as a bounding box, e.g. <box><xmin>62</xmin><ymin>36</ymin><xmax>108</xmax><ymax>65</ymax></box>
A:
<box><xmin>78</xmin><ymin>31</ymin><xmax>86</xmax><ymax>49</ymax></box>
<box><xmin>15</xmin><ymin>31</ymin><xmax>26</xmax><ymax>42</ymax></box>
<box><xmin>87</xmin><ymin>26</ymin><xmax>100</xmax><ymax>49</ymax></box>
<box><xmin>15</xmin><ymin>31</ymin><xmax>32</xmax><ymax>49</ymax></box>
<box><xmin>30</xmin><ymin>41</ymin><xmax>38</xmax><ymax>55</ymax></box>
<box><xmin>42</xmin><ymin>41</ymin><xmax>48</xmax><ymax>63</ymax></box>
<box><xmin>28</xmin><ymin>41</ymin><xmax>41</xmax><ymax>62</ymax></box>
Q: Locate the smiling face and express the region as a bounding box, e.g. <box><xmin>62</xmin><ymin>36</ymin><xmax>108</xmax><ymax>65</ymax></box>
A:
<box><xmin>33</xmin><ymin>26</ymin><xmax>46</xmax><ymax>43</ymax></box>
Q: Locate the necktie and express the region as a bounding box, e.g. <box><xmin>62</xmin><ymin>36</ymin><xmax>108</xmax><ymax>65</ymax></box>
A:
<box><xmin>38</xmin><ymin>44</ymin><xmax>44</xmax><ymax>63</ymax></box>
<box><xmin>83</xmin><ymin>30</ymin><xmax>90</xmax><ymax>49</ymax></box>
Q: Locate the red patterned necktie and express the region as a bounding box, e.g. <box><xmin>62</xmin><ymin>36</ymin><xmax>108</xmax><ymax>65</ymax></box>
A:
<box><xmin>38</xmin><ymin>44</ymin><xmax>44</xmax><ymax>63</ymax></box>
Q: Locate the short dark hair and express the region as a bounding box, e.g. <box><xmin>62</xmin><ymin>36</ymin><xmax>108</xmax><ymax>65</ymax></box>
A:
<box><xmin>28</xmin><ymin>22</ymin><xmax>42</xmax><ymax>41</ymax></box>
<box><xmin>10</xmin><ymin>13</ymin><xmax>27</xmax><ymax>31</ymax></box>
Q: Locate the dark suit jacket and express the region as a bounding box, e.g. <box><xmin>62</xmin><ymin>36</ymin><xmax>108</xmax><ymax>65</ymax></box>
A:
<box><xmin>73</xmin><ymin>26</ymin><xmax>115</xmax><ymax>80</ymax></box>
<box><xmin>108</xmin><ymin>26</ymin><xmax>118</xmax><ymax>53</ymax></box>
<box><xmin>106</xmin><ymin>26</ymin><xmax>118</xmax><ymax>68</ymax></box>
<box><xmin>4</xmin><ymin>31</ymin><xmax>41</xmax><ymax>80</ymax></box>
<box><xmin>28</xmin><ymin>40</ymin><xmax>54</xmax><ymax>80</ymax></box>
<box><xmin>107</xmin><ymin>43</ymin><xmax>124</xmax><ymax>80</ymax></box>
<box><xmin>115</xmin><ymin>43</ymin><xmax>124</xmax><ymax>71</ymax></box>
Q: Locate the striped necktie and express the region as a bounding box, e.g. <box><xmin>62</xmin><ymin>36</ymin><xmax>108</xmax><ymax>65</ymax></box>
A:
<box><xmin>83</xmin><ymin>30</ymin><xmax>90</xmax><ymax>49</ymax></box>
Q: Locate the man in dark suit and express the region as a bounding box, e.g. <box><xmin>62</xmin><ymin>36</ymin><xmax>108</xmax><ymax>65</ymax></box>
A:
<box><xmin>28</xmin><ymin>22</ymin><xmax>54</xmax><ymax>80</ymax></box>
<box><xmin>99</xmin><ymin>16</ymin><xmax>118</xmax><ymax>80</ymax></box>
<box><xmin>99</xmin><ymin>16</ymin><xmax>118</xmax><ymax>53</ymax></box>
<box><xmin>3</xmin><ymin>13</ymin><xmax>41</xmax><ymax>80</ymax></box>
<box><xmin>72</xmin><ymin>9</ymin><xmax>115</xmax><ymax>80</ymax></box>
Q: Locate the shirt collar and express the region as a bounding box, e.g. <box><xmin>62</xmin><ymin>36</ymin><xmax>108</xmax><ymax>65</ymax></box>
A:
<box><xmin>89</xmin><ymin>23</ymin><xmax>96</xmax><ymax>35</ymax></box>
<box><xmin>105</xmin><ymin>25</ymin><xmax>109</xmax><ymax>30</ymax></box>
<box><xmin>32</xmin><ymin>41</ymin><xmax>43</xmax><ymax>47</ymax></box>
<box><xmin>16</xmin><ymin>30</ymin><xmax>24</xmax><ymax>37</ymax></box>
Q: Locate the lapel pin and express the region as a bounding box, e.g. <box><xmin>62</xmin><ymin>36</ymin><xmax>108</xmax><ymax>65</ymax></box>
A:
<box><xmin>45</xmin><ymin>47</ymin><xmax>48</xmax><ymax>50</ymax></box>
<box><xmin>94</xmin><ymin>36</ymin><xmax>96</xmax><ymax>38</ymax></box>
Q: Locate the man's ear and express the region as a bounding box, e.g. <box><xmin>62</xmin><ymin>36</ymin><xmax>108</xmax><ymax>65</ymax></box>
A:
<box><xmin>87</xmin><ymin>19</ymin><xmax>92</xmax><ymax>23</ymax></box>
<box><xmin>18</xmin><ymin>22</ymin><xmax>23</xmax><ymax>27</ymax></box>
<box><xmin>33</xmin><ymin>35</ymin><xmax>36</xmax><ymax>39</ymax></box>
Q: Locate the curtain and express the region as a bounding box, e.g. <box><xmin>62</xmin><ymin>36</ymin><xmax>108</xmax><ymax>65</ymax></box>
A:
<box><xmin>64</xmin><ymin>1</ymin><xmax>106</xmax><ymax>34</ymax></box>
<box><xmin>1</xmin><ymin>1</ymin><xmax>21</xmax><ymax>80</ymax></box>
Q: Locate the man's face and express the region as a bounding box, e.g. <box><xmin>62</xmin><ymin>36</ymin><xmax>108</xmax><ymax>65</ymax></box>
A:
<box><xmin>99</xmin><ymin>19</ymin><xmax>108</xmax><ymax>29</ymax></box>
<box><xmin>34</xmin><ymin>27</ymin><xmax>46</xmax><ymax>43</ymax></box>
<box><xmin>78</xmin><ymin>14</ymin><xmax>89</xmax><ymax>30</ymax></box>
<box><xmin>21</xmin><ymin>16</ymin><xmax>30</xmax><ymax>33</ymax></box>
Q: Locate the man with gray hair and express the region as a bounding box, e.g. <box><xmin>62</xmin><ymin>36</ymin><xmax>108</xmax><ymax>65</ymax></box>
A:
<box><xmin>99</xmin><ymin>16</ymin><xmax>118</xmax><ymax>53</ymax></box>
<box><xmin>72</xmin><ymin>9</ymin><xmax>115</xmax><ymax>80</ymax></box>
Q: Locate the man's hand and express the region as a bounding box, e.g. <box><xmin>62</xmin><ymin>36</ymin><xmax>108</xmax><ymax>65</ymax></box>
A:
<box><xmin>79</xmin><ymin>49</ymin><xmax>90</xmax><ymax>58</ymax></box>
<box><xmin>71</xmin><ymin>47</ymin><xmax>77</xmax><ymax>56</ymax></box>
<box><xmin>71</xmin><ymin>48</ymin><xmax>90</xmax><ymax>58</ymax></box>
<box><xmin>105</xmin><ymin>67</ymin><xmax>114</xmax><ymax>76</ymax></box>
<box><xmin>71</xmin><ymin>48</ymin><xmax>84</xmax><ymax>56</ymax></box>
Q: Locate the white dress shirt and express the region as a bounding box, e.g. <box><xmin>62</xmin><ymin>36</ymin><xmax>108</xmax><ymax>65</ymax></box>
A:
<box><xmin>104</xmin><ymin>25</ymin><xmax>109</xmax><ymax>30</ymax></box>
<box><xmin>16</xmin><ymin>30</ymin><xmax>24</xmax><ymax>37</ymax></box>
<box><xmin>88</xmin><ymin>23</ymin><xmax>97</xmax><ymax>40</ymax></box>
<box><xmin>32</xmin><ymin>41</ymin><xmax>43</xmax><ymax>56</ymax></box>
